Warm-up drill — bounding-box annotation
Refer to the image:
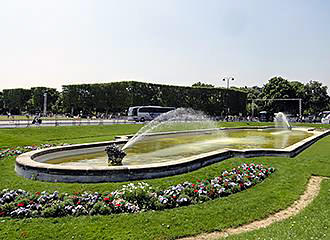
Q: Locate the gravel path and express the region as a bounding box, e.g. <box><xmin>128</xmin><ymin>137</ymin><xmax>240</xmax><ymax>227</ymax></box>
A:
<box><xmin>180</xmin><ymin>176</ymin><xmax>326</xmax><ymax>240</ymax></box>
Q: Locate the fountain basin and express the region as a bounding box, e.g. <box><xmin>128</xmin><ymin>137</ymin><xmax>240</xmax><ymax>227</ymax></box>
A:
<box><xmin>15</xmin><ymin>127</ymin><xmax>329</xmax><ymax>182</ymax></box>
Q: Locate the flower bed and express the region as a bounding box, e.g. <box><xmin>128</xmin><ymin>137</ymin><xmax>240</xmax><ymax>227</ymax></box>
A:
<box><xmin>0</xmin><ymin>163</ymin><xmax>275</xmax><ymax>218</ymax></box>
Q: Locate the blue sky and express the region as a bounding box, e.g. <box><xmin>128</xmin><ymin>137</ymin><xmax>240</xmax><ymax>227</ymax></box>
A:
<box><xmin>0</xmin><ymin>0</ymin><xmax>329</xmax><ymax>91</ymax></box>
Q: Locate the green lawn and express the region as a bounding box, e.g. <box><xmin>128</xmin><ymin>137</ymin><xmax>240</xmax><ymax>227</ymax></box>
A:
<box><xmin>226</xmin><ymin>179</ymin><xmax>330</xmax><ymax>240</ymax></box>
<box><xmin>0</xmin><ymin>123</ymin><xmax>329</xmax><ymax>239</ymax></box>
<box><xmin>0</xmin><ymin>125</ymin><xmax>142</xmax><ymax>147</ymax></box>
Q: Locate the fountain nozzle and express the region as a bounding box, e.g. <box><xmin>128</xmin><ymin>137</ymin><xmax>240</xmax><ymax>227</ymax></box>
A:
<box><xmin>105</xmin><ymin>144</ymin><xmax>126</xmax><ymax>166</ymax></box>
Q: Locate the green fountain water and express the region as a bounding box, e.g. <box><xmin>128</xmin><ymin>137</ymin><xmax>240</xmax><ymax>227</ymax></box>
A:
<box><xmin>46</xmin><ymin>128</ymin><xmax>312</xmax><ymax>166</ymax></box>
<box><xmin>45</xmin><ymin>110</ymin><xmax>313</xmax><ymax>167</ymax></box>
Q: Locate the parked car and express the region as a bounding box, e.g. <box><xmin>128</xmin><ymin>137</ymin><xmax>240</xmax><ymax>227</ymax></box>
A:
<box><xmin>301</xmin><ymin>115</ymin><xmax>316</xmax><ymax>123</ymax></box>
<box><xmin>259</xmin><ymin>111</ymin><xmax>271</xmax><ymax>122</ymax></box>
<box><xmin>321</xmin><ymin>113</ymin><xmax>330</xmax><ymax>124</ymax></box>
<box><xmin>315</xmin><ymin>111</ymin><xmax>330</xmax><ymax>123</ymax></box>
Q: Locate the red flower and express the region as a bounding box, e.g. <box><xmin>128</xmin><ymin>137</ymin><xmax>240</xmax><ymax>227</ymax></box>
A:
<box><xmin>194</xmin><ymin>190</ymin><xmax>198</xmax><ymax>193</ymax></box>
<box><xmin>116</xmin><ymin>204</ymin><xmax>121</xmax><ymax>207</ymax></box>
<box><xmin>17</xmin><ymin>203</ymin><xmax>25</xmax><ymax>207</ymax></box>
<box><xmin>104</xmin><ymin>197</ymin><xmax>110</xmax><ymax>201</ymax></box>
<box><xmin>0</xmin><ymin>212</ymin><xmax>5</xmax><ymax>216</ymax></box>
<box><xmin>35</xmin><ymin>192</ymin><xmax>40</xmax><ymax>195</ymax></box>
<box><xmin>77</xmin><ymin>201</ymin><xmax>81</xmax><ymax>205</ymax></box>
<box><xmin>172</xmin><ymin>195</ymin><xmax>177</xmax><ymax>199</ymax></box>
<box><xmin>192</xmin><ymin>184</ymin><xmax>195</xmax><ymax>187</ymax></box>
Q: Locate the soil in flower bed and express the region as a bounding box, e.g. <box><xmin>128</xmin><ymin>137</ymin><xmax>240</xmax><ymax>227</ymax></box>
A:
<box><xmin>0</xmin><ymin>163</ymin><xmax>274</xmax><ymax>218</ymax></box>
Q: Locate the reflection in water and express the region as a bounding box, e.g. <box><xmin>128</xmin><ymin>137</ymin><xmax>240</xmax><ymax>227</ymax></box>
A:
<box><xmin>46</xmin><ymin>129</ymin><xmax>312</xmax><ymax>167</ymax></box>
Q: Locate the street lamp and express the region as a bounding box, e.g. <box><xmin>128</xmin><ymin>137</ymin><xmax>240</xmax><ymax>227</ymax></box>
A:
<box><xmin>222</xmin><ymin>77</ymin><xmax>234</xmax><ymax>116</ymax></box>
<box><xmin>222</xmin><ymin>77</ymin><xmax>234</xmax><ymax>89</ymax></box>
<box><xmin>43</xmin><ymin>93</ymin><xmax>47</xmax><ymax>117</ymax></box>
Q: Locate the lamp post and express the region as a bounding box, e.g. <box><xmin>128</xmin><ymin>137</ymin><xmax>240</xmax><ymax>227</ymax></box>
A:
<box><xmin>222</xmin><ymin>77</ymin><xmax>234</xmax><ymax>116</ymax></box>
<box><xmin>222</xmin><ymin>77</ymin><xmax>234</xmax><ymax>89</ymax></box>
<box><xmin>43</xmin><ymin>93</ymin><xmax>47</xmax><ymax>117</ymax></box>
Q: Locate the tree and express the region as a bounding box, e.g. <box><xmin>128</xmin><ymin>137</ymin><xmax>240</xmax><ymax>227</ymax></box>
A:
<box><xmin>240</xmin><ymin>86</ymin><xmax>263</xmax><ymax>115</ymax></box>
<box><xmin>289</xmin><ymin>81</ymin><xmax>305</xmax><ymax>98</ymax></box>
<box><xmin>303</xmin><ymin>80</ymin><xmax>330</xmax><ymax>115</ymax></box>
<box><xmin>260</xmin><ymin>76</ymin><xmax>297</xmax><ymax>114</ymax></box>
<box><xmin>62</xmin><ymin>81</ymin><xmax>247</xmax><ymax>116</ymax></box>
<box><xmin>2</xmin><ymin>88</ymin><xmax>31</xmax><ymax>114</ymax></box>
<box><xmin>192</xmin><ymin>82</ymin><xmax>214</xmax><ymax>88</ymax></box>
<box><xmin>30</xmin><ymin>87</ymin><xmax>59</xmax><ymax>114</ymax></box>
<box><xmin>0</xmin><ymin>92</ymin><xmax>3</xmax><ymax>114</ymax></box>
<box><xmin>262</xmin><ymin>76</ymin><xmax>295</xmax><ymax>99</ymax></box>
<box><xmin>51</xmin><ymin>93</ymin><xmax>64</xmax><ymax>114</ymax></box>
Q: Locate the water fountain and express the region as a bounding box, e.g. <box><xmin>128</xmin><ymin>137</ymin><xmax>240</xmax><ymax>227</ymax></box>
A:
<box><xmin>106</xmin><ymin>108</ymin><xmax>219</xmax><ymax>165</ymax></box>
<box><xmin>273</xmin><ymin>112</ymin><xmax>292</xmax><ymax>149</ymax></box>
<box><xmin>15</xmin><ymin>109</ymin><xmax>329</xmax><ymax>182</ymax></box>
<box><xmin>105</xmin><ymin>144</ymin><xmax>126</xmax><ymax>165</ymax></box>
<box><xmin>122</xmin><ymin>108</ymin><xmax>218</xmax><ymax>150</ymax></box>
<box><xmin>274</xmin><ymin>112</ymin><xmax>292</xmax><ymax>130</ymax></box>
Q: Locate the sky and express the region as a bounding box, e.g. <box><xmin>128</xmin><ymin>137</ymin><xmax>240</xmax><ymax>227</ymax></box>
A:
<box><xmin>0</xmin><ymin>0</ymin><xmax>330</xmax><ymax>91</ymax></box>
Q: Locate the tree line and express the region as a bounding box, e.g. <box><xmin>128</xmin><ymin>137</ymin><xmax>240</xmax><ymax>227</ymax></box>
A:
<box><xmin>241</xmin><ymin>76</ymin><xmax>330</xmax><ymax>116</ymax></box>
<box><xmin>0</xmin><ymin>78</ymin><xmax>328</xmax><ymax>117</ymax></box>
<box><xmin>0</xmin><ymin>81</ymin><xmax>247</xmax><ymax>116</ymax></box>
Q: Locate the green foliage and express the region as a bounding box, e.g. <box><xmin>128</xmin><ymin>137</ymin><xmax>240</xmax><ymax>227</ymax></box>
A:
<box><xmin>0</xmin><ymin>92</ymin><xmax>3</xmax><ymax>114</ymax></box>
<box><xmin>51</xmin><ymin>93</ymin><xmax>64</xmax><ymax>114</ymax></box>
<box><xmin>1</xmin><ymin>87</ymin><xmax>60</xmax><ymax>115</ymax></box>
<box><xmin>2</xmin><ymin>88</ymin><xmax>31</xmax><ymax>114</ymax></box>
<box><xmin>262</xmin><ymin>76</ymin><xmax>295</xmax><ymax>99</ymax></box>
<box><xmin>0</xmin><ymin>125</ymin><xmax>142</xmax><ymax>147</ymax></box>
<box><xmin>62</xmin><ymin>81</ymin><xmax>247</xmax><ymax>116</ymax></box>
<box><xmin>303</xmin><ymin>80</ymin><xmax>330</xmax><ymax>114</ymax></box>
<box><xmin>29</xmin><ymin>87</ymin><xmax>59</xmax><ymax>114</ymax></box>
<box><xmin>244</xmin><ymin>77</ymin><xmax>330</xmax><ymax>115</ymax></box>
<box><xmin>260</xmin><ymin>76</ymin><xmax>297</xmax><ymax>114</ymax></box>
<box><xmin>192</xmin><ymin>82</ymin><xmax>215</xmax><ymax>88</ymax></box>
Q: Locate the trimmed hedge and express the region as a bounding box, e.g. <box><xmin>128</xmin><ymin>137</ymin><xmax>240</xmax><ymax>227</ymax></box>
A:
<box><xmin>62</xmin><ymin>81</ymin><xmax>247</xmax><ymax>116</ymax></box>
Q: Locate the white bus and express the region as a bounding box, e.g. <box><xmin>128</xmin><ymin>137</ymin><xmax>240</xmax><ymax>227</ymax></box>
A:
<box><xmin>128</xmin><ymin>106</ymin><xmax>175</xmax><ymax>122</ymax></box>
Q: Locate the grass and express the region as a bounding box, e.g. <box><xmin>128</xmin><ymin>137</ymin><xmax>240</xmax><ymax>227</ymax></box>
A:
<box><xmin>0</xmin><ymin>123</ymin><xmax>329</xmax><ymax>239</ymax></box>
<box><xmin>0</xmin><ymin>125</ymin><xmax>142</xmax><ymax>147</ymax></box>
<box><xmin>225</xmin><ymin>179</ymin><xmax>330</xmax><ymax>240</ymax></box>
